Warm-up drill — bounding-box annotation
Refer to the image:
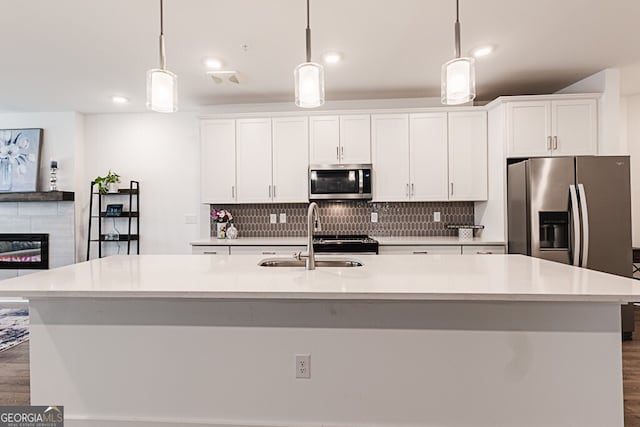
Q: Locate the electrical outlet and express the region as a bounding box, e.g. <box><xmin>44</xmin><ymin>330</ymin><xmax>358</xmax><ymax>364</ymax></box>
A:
<box><xmin>280</xmin><ymin>213</ymin><xmax>287</xmax><ymax>223</ymax></box>
<box><xmin>184</xmin><ymin>214</ymin><xmax>197</xmax><ymax>224</ymax></box>
<box><xmin>370</xmin><ymin>212</ymin><xmax>378</xmax><ymax>223</ymax></box>
<box><xmin>270</xmin><ymin>214</ymin><xmax>277</xmax><ymax>224</ymax></box>
<box><xmin>295</xmin><ymin>354</ymin><xmax>311</xmax><ymax>379</ymax></box>
<box><xmin>434</xmin><ymin>212</ymin><xmax>441</xmax><ymax>222</ymax></box>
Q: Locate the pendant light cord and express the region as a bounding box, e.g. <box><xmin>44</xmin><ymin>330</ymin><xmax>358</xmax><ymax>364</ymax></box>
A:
<box><xmin>305</xmin><ymin>0</ymin><xmax>311</xmax><ymax>63</ymax></box>
<box><xmin>159</xmin><ymin>0</ymin><xmax>167</xmax><ymax>70</ymax></box>
<box><xmin>454</xmin><ymin>0</ymin><xmax>461</xmax><ymax>58</ymax></box>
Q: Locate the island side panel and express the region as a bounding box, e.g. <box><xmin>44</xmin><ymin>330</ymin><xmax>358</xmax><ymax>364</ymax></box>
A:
<box><xmin>29</xmin><ymin>298</ymin><xmax>623</xmax><ymax>427</ymax></box>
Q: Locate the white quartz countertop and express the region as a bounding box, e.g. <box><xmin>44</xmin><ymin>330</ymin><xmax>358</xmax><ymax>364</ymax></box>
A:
<box><xmin>190</xmin><ymin>236</ymin><xmax>504</xmax><ymax>246</ymax></box>
<box><xmin>1</xmin><ymin>254</ymin><xmax>639</xmax><ymax>302</ymax></box>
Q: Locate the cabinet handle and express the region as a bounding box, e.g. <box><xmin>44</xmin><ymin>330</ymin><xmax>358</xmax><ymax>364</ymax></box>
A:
<box><xmin>341</xmin><ymin>146</ymin><xmax>344</xmax><ymax>159</ymax></box>
<box><xmin>450</xmin><ymin>182</ymin><xmax>454</xmax><ymax>196</ymax></box>
<box><xmin>476</xmin><ymin>251</ymin><xmax>493</xmax><ymax>255</ymax></box>
<box><xmin>231</xmin><ymin>186</ymin><xmax>235</xmax><ymax>198</ymax></box>
<box><xmin>547</xmin><ymin>136</ymin><xmax>552</xmax><ymax>150</ymax></box>
<box><xmin>268</xmin><ymin>185</ymin><xmax>272</xmax><ymax>198</ymax></box>
<box><xmin>203</xmin><ymin>251</ymin><xmax>218</xmax><ymax>255</ymax></box>
<box><xmin>406</xmin><ymin>183</ymin><xmax>409</xmax><ymax>197</ymax></box>
<box><xmin>553</xmin><ymin>136</ymin><xmax>558</xmax><ymax>150</ymax></box>
<box><xmin>413</xmin><ymin>251</ymin><xmax>429</xmax><ymax>255</ymax></box>
<box><xmin>273</xmin><ymin>185</ymin><xmax>276</xmax><ymax>199</ymax></box>
<box><xmin>262</xmin><ymin>251</ymin><xmax>276</xmax><ymax>255</ymax></box>
<box><xmin>411</xmin><ymin>183</ymin><xmax>415</xmax><ymax>196</ymax></box>
<box><xmin>336</xmin><ymin>146</ymin><xmax>339</xmax><ymax>160</ymax></box>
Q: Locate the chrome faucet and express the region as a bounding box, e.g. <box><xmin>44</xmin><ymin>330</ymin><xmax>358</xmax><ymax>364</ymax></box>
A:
<box><xmin>296</xmin><ymin>202</ymin><xmax>321</xmax><ymax>270</ymax></box>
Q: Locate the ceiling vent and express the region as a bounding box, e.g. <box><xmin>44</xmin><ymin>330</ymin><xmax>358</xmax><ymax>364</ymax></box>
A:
<box><xmin>206</xmin><ymin>71</ymin><xmax>243</xmax><ymax>84</ymax></box>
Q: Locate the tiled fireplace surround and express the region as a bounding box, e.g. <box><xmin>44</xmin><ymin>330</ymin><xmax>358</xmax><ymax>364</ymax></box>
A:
<box><xmin>210</xmin><ymin>201</ymin><xmax>474</xmax><ymax>238</ymax></box>
<box><xmin>0</xmin><ymin>201</ymin><xmax>75</xmax><ymax>279</ymax></box>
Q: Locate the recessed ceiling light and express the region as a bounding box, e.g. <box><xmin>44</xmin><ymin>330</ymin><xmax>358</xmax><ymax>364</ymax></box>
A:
<box><xmin>322</xmin><ymin>52</ymin><xmax>342</xmax><ymax>64</ymax></box>
<box><xmin>203</xmin><ymin>58</ymin><xmax>223</xmax><ymax>69</ymax></box>
<box><xmin>470</xmin><ymin>45</ymin><xmax>495</xmax><ymax>58</ymax></box>
<box><xmin>111</xmin><ymin>96</ymin><xmax>129</xmax><ymax>105</ymax></box>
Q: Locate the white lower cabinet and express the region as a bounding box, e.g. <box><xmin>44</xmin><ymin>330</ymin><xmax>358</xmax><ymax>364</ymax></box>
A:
<box><xmin>191</xmin><ymin>246</ymin><xmax>230</xmax><ymax>255</ymax></box>
<box><xmin>462</xmin><ymin>245</ymin><xmax>506</xmax><ymax>255</ymax></box>
<box><xmin>230</xmin><ymin>246</ymin><xmax>306</xmax><ymax>255</ymax></box>
<box><xmin>379</xmin><ymin>245</ymin><xmax>462</xmax><ymax>255</ymax></box>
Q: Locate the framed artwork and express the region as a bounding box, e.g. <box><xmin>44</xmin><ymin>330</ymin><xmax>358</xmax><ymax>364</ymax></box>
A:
<box><xmin>0</xmin><ymin>128</ymin><xmax>43</xmax><ymax>192</ymax></box>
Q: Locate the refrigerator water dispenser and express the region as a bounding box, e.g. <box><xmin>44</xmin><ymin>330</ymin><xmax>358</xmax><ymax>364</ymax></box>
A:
<box><xmin>539</xmin><ymin>211</ymin><xmax>569</xmax><ymax>249</ymax></box>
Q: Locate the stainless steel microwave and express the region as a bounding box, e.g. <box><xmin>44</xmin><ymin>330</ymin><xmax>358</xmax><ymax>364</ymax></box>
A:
<box><xmin>309</xmin><ymin>164</ymin><xmax>372</xmax><ymax>200</ymax></box>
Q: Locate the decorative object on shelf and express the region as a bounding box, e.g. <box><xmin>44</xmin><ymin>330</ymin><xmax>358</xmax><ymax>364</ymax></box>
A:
<box><xmin>147</xmin><ymin>0</ymin><xmax>178</xmax><ymax>113</ymax></box>
<box><xmin>447</xmin><ymin>224</ymin><xmax>484</xmax><ymax>240</ymax></box>
<box><xmin>93</xmin><ymin>170</ymin><xmax>121</xmax><ymax>194</ymax></box>
<box><xmin>0</xmin><ymin>128</ymin><xmax>43</xmax><ymax>192</ymax></box>
<box><xmin>211</xmin><ymin>209</ymin><xmax>233</xmax><ymax>239</ymax></box>
<box><xmin>105</xmin><ymin>204</ymin><xmax>123</xmax><ymax>217</ymax></box>
<box><xmin>49</xmin><ymin>160</ymin><xmax>58</xmax><ymax>191</ymax></box>
<box><xmin>226</xmin><ymin>223</ymin><xmax>238</xmax><ymax>239</ymax></box>
<box><xmin>294</xmin><ymin>0</ymin><xmax>324</xmax><ymax>108</ymax></box>
<box><xmin>441</xmin><ymin>0</ymin><xmax>476</xmax><ymax>105</ymax></box>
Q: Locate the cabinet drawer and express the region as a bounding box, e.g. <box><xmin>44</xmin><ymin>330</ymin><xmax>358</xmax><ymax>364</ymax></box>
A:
<box><xmin>462</xmin><ymin>245</ymin><xmax>505</xmax><ymax>255</ymax></box>
<box><xmin>230</xmin><ymin>246</ymin><xmax>305</xmax><ymax>255</ymax></box>
<box><xmin>379</xmin><ymin>245</ymin><xmax>462</xmax><ymax>255</ymax></box>
<box><xmin>191</xmin><ymin>246</ymin><xmax>230</xmax><ymax>255</ymax></box>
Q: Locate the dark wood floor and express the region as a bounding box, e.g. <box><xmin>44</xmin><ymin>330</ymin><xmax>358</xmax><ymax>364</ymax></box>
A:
<box><xmin>0</xmin><ymin>341</ymin><xmax>29</xmax><ymax>405</ymax></box>
<box><xmin>3</xmin><ymin>314</ymin><xmax>640</xmax><ymax>424</ymax></box>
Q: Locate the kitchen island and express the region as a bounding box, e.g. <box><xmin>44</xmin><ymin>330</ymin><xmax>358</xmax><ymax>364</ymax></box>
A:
<box><xmin>2</xmin><ymin>254</ymin><xmax>639</xmax><ymax>427</ymax></box>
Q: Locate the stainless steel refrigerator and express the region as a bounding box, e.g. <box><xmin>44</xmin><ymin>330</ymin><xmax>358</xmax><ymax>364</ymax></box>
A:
<box><xmin>507</xmin><ymin>156</ymin><xmax>634</xmax><ymax>338</ymax></box>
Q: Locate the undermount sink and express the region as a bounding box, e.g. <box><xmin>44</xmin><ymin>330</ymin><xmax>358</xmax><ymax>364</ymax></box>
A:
<box><xmin>258</xmin><ymin>257</ymin><xmax>363</xmax><ymax>268</ymax></box>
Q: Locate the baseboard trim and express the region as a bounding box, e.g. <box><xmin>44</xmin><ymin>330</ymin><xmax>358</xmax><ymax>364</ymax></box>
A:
<box><xmin>65</xmin><ymin>415</ymin><xmax>357</xmax><ymax>427</ymax></box>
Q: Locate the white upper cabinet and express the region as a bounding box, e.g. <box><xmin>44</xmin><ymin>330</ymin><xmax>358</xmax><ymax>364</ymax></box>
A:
<box><xmin>200</xmin><ymin>119</ymin><xmax>236</xmax><ymax>203</ymax></box>
<box><xmin>236</xmin><ymin>118</ymin><xmax>272</xmax><ymax>203</ymax></box>
<box><xmin>506</xmin><ymin>98</ymin><xmax>597</xmax><ymax>157</ymax></box>
<box><xmin>409</xmin><ymin>113</ymin><xmax>449</xmax><ymax>201</ymax></box>
<box><xmin>373</xmin><ymin>111</ymin><xmax>487</xmax><ymax>202</ymax></box>
<box><xmin>309</xmin><ymin>116</ymin><xmax>340</xmax><ymax>164</ymax></box>
<box><xmin>272</xmin><ymin>117</ymin><xmax>309</xmax><ymax>203</ymax></box>
<box><xmin>371</xmin><ymin>114</ymin><xmax>410</xmax><ymax>201</ymax></box>
<box><xmin>448</xmin><ymin>111</ymin><xmax>488</xmax><ymax>201</ymax></box>
<box><xmin>551</xmin><ymin>99</ymin><xmax>597</xmax><ymax>156</ymax></box>
<box><xmin>339</xmin><ymin>115</ymin><xmax>371</xmax><ymax>163</ymax></box>
<box><xmin>310</xmin><ymin>115</ymin><xmax>371</xmax><ymax>164</ymax></box>
<box><xmin>506</xmin><ymin>101</ymin><xmax>552</xmax><ymax>157</ymax></box>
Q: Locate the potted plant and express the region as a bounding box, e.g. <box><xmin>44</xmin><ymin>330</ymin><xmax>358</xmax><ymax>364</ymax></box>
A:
<box><xmin>93</xmin><ymin>170</ymin><xmax>121</xmax><ymax>194</ymax></box>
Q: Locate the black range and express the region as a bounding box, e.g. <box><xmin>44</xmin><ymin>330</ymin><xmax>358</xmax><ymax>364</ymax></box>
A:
<box><xmin>312</xmin><ymin>234</ymin><xmax>379</xmax><ymax>254</ymax></box>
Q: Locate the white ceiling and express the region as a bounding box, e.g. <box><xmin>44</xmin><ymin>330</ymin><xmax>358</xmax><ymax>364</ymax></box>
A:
<box><xmin>1</xmin><ymin>0</ymin><xmax>639</xmax><ymax>113</ymax></box>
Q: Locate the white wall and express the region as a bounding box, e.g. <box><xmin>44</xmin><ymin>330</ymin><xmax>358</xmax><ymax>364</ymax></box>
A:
<box><xmin>0</xmin><ymin>112</ymin><xmax>79</xmax><ymax>192</ymax></box>
<box><xmin>475</xmin><ymin>104</ymin><xmax>506</xmax><ymax>241</ymax></box>
<box><xmin>624</xmin><ymin>94</ymin><xmax>640</xmax><ymax>247</ymax></box>
<box><xmin>82</xmin><ymin>113</ymin><xmax>201</xmax><ymax>255</ymax></box>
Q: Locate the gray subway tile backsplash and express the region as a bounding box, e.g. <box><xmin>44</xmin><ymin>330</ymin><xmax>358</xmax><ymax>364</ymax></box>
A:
<box><xmin>210</xmin><ymin>201</ymin><xmax>474</xmax><ymax>238</ymax></box>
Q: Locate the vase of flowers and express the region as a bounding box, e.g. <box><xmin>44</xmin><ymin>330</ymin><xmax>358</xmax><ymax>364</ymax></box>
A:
<box><xmin>211</xmin><ymin>209</ymin><xmax>233</xmax><ymax>239</ymax></box>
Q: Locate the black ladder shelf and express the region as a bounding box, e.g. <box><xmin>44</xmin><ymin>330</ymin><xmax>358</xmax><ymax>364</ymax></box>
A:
<box><xmin>87</xmin><ymin>180</ymin><xmax>140</xmax><ymax>260</ymax></box>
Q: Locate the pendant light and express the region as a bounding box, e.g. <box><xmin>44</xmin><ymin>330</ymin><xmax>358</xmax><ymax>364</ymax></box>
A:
<box><xmin>146</xmin><ymin>0</ymin><xmax>178</xmax><ymax>113</ymax></box>
<box><xmin>441</xmin><ymin>0</ymin><xmax>476</xmax><ymax>105</ymax></box>
<box><xmin>294</xmin><ymin>0</ymin><xmax>324</xmax><ymax>108</ymax></box>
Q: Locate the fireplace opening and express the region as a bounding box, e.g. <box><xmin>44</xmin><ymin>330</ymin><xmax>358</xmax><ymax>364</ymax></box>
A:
<box><xmin>0</xmin><ymin>234</ymin><xmax>49</xmax><ymax>269</ymax></box>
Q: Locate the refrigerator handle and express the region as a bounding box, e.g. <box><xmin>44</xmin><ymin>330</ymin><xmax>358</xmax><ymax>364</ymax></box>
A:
<box><xmin>577</xmin><ymin>183</ymin><xmax>589</xmax><ymax>268</ymax></box>
<box><xmin>569</xmin><ymin>184</ymin><xmax>581</xmax><ymax>266</ymax></box>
